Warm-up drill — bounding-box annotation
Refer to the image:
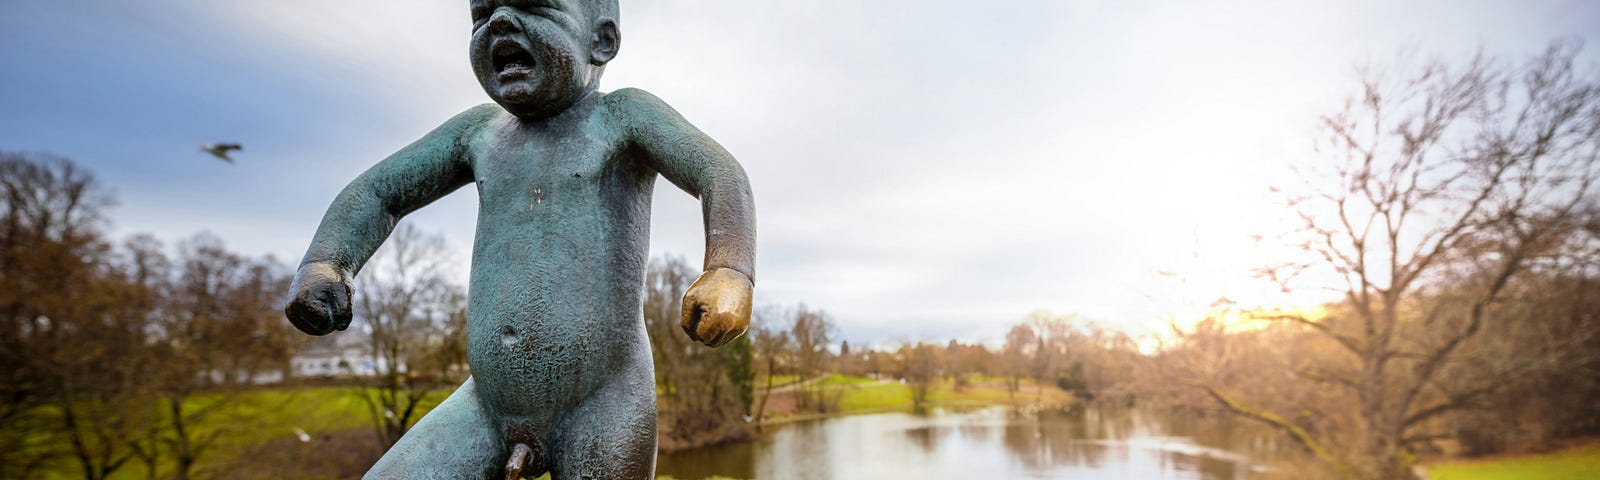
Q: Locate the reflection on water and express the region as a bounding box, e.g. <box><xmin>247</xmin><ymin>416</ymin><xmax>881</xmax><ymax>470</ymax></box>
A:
<box><xmin>658</xmin><ymin>405</ymin><xmax>1287</xmax><ymax>480</ymax></box>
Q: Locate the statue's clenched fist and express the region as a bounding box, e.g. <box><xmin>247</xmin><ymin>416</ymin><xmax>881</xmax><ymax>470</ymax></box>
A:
<box><xmin>283</xmin><ymin>262</ymin><xmax>353</xmax><ymax>336</ymax></box>
<box><xmin>680</xmin><ymin>267</ymin><xmax>753</xmax><ymax>348</ymax></box>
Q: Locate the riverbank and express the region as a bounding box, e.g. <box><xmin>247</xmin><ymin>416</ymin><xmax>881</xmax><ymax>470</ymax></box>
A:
<box><xmin>751</xmin><ymin>374</ymin><xmax>1076</xmax><ymax>426</ymax></box>
<box><xmin>1423</xmin><ymin>439</ymin><xmax>1600</xmax><ymax>480</ymax></box>
<box><xmin>655</xmin><ymin>374</ymin><xmax>1076</xmax><ymax>453</ymax></box>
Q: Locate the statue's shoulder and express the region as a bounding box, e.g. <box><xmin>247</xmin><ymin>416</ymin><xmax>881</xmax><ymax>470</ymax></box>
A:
<box><xmin>601</xmin><ymin>87</ymin><xmax>667</xmax><ymax>112</ymax></box>
<box><xmin>600</xmin><ymin>88</ymin><xmax>691</xmax><ymax>139</ymax></box>
<box><xmin>434</xmin><ymin>103</ymin><xmax>507</xmax><ymax>151</ymax></box>
<box><xmin>450</xmin><ymin>103</ymin><xmax>508</xmax><ymax>130</ymax></box>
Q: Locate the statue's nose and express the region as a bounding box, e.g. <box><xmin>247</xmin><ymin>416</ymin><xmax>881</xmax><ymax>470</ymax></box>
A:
<box><xmin>488</xmin><ymin>10</ymin><xmax>519</xmax><ymax>35</ymax></box>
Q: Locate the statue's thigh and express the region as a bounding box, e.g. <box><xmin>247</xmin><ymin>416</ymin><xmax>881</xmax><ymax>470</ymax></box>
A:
<box><xmin>550</xmin><ymin>366</ymin><xmax>658</xmax><ymax>480</ymax></box>
<box><xmin>365</xmin><ymin>376</ymin><xmax>505</xmax><ymax>480</ymax></box>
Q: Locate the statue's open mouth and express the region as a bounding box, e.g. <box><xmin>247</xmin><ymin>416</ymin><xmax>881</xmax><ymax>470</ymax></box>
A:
<box><xmin>492</xmin><ymin>39</ymin><xmax>536</xmax><ymax>80</ymax></box>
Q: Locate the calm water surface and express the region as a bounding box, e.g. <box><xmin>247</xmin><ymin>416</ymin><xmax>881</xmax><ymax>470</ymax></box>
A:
<box><xmin>658</xmin><ymin>405</ymin><xmax>1292</xmax><ymax>480</ymax></box>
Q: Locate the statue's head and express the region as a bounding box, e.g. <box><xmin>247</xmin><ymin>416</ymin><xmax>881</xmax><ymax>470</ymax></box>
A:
<box><xmin>469</xmin><ymin>0</ymin><xmax>620</xmax><ymax>120</ymax></box>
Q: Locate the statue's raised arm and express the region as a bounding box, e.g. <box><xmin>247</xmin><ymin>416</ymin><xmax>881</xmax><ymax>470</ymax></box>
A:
<box><xmin>609</xmin><ymin>87</ymin><xmax>756</xmax><ymax>347</ymax></box>
<box><xmin>283</xmin><ymin>105</ymin><xmax>492</xmax><ymax>336</ymax></box>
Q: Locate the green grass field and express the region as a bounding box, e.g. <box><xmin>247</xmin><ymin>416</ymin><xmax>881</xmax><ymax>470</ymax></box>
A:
<box><xmin>814</xmin><ymin>373</ymin><xmax>877</xmax><ymax>387</ymax></box>
<box><xmin>27</xmin><ymin>386</ymin><xmax>451</xmax><ymax>480</ymax></box>
<box><xmin>833</xmin><ymin>376</ymin><xmax>1070</xmax><ymax>414</ymax></box>
<box><xmin>193</xmin><ymin>386</ymin><xmax>449</xmax><ymax>446</ymax></box>
<box><xmin>836</xmin><ymin>380</ymin><xmax>911</xmax><ymax>412</ymax></box>
<box><xmin>1429</xmin><ymin>442</ymin><xmax>1600</xmax><ymax>480</ymax></box>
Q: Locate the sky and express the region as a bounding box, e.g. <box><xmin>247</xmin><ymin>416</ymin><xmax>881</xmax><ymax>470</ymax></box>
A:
<box><xmin>2</xmin><ymin>0</ymin><xmax>1597</xmax><ymax>346</ymax></box>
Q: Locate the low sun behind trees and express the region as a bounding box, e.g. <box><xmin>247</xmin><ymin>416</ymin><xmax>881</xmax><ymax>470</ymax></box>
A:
<box><xmin>1160</xmin><ymin>40</ymin><xmax>1600</xmax><ymax>480</ymax></box>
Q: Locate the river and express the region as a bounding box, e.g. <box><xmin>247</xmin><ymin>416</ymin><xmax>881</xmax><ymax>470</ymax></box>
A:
<box><xmin>657</xmin><ymin>405</ymin><xmax>1298</xmax><ymax>479</ymax></box>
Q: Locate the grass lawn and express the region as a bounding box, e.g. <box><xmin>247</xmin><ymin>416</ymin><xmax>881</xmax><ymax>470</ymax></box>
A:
<box><xmin>814</xmin><ymin>373</ymin><xmax>877</xmax><ymax>387</ymax></box>
<box><xmin>1428</xmin><ymin>441</ymin><xmax>1600</xmax><ymax>480</ymax></box>
<box><xmin>194</xmin><ymin>386</ymin><xmax>449</xmax><ymax>444</ymax></box>
<box><xmin>27</xmin><ymin>386</ymin><xmax>452</xmax><ymax>480</ymax></box>
<box><xmin>834</xmin><ymin>377</ymin><xmax>1072</xmax><ymax>414</ymax></box>
<box><xmin>837</xmin><ymin>381</ymin><xmax>912</xmax><ymax>412</ymax></box>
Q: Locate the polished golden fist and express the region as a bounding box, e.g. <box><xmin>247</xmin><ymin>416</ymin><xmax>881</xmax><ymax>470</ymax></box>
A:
<box><xmin>680</xmin><ymin>267</ymin><xmax>753</xmax><ymax>347</ymax></box>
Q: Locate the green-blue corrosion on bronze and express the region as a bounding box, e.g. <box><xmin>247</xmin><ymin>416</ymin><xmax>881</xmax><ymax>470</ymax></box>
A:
<box><xmin>282</xmin><ymin>1</ymin><xmax>756</xmax><ymax>478</ymax></box>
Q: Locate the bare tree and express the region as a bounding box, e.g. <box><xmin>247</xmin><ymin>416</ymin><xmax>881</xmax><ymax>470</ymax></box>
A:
<box><xmin>789</xmin><ymin>305</ymin><xmax>833</xmax><ymax>380</ymax></box>
<box><xmin>644</xmin><ymin>256</ymin><xmax>754</xmax><ymax>447</ymax></box>
<box><xmin>644</xmin><ymin>256</ymin><xmax>699</xmax><ymax>397</ymax></box>
<box><xmin>2</xmin><ymin>154</ymin><xmax>311</xmax><ymax>479</ymax></box>
<box><xmin>145</xmin><ymin>233</ymin><xmax>292</xmax><ymax>480</ymax></box>
<box><xmin>898</xmin><ymin>342</ymin><xmax>938</xmax><ymax>413</ymax></box>
<box><xmin>749</xmin><ymin>306</ymin><xmax>791</xmax><ymax>431</ymax></box>
<box><xmin>789</xmin><ymin>305</ymin><xmax>837</xmax><ymax>413</ymax></box>
<box><xmin>1001</xmin><ymin>323</ymin><xmax>1034</xmax><ymax>400</ymax></box>
<box><xmin>421</xmin><ymin>289</ymin><xmax>471</xmax><ymax>384</ymax></box>
<box><xmin>1445</xmin><ymin>257</ymin><xmax>1600</xmax><ymax>454</ymax></box>
<box><xmin>350</xmin><ymin>223</ymin><xmax>459</xmax><ymax>448</ymax></box>
<box><xmin>0</xmin><ymin>153</ymin><xmax>116</xmax><ymax>437</ymax></box>
<box><xmin>1225</xmin><ymin>41</ymin><xmax>1600</xmax><ymax>479</ymax></box>
<box><xmin>0</xmin><ymin>152</ymin><xmax>163</xmax><ymax>480</ymax></box>
<box><xmin>943</xmin><ymin>340</ymin><xmax>992</xmax><ymax>384</ymax></box>
<box><xmin>1024</xmin><ymin>311</ymin><xmax>1077</xmax><ymax>402</ymax></box>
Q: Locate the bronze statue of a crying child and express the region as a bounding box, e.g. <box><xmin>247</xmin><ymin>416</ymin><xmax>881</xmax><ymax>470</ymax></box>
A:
<box><xmin>283</xmin><ymin>1</ymin><xmax>755</xmax><ymax>478</ymax></box>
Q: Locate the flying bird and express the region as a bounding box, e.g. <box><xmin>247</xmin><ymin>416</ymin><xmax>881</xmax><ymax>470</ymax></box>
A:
<box><xmin>200</xmin><ymin>143</ymin><xmax>243</xmax><ymax>163</ymax></box>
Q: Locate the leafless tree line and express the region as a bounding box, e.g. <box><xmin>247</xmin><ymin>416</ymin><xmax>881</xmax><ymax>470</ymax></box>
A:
<box><xmin>0</xmin><ymin>152</ymin><xmax>481</xmax><ymax>478</ymax></box>
<box><xmin>1</xmin><ymin>152</ymin><xmax>297</xmax><ymax>480</ymax></box>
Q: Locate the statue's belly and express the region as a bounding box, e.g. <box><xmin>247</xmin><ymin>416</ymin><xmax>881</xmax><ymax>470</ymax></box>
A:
<box><xmin>462</xmin><ymin>149</ymin><xmax>657</xmax><ymax>428</ymax></box>
<box><xmin>462</xmin><ymin>220</ymin><xmax>650</xmax><ymax>427</ymax></box>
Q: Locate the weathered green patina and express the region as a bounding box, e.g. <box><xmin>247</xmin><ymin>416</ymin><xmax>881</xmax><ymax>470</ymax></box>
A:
<box><xmin>282</xmin><ymin>1</ymin><xmax>756</xmax><ymax>478</ymax></box>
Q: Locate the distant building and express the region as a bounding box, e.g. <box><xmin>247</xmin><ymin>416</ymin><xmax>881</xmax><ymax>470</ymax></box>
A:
<box><xmin>202</xmin><ymin>367</ymin><xmax>285</xmax><ymax>385</ymax></box>
<box><xmin>291</xmin><ymin>331</ymin><xmax>388</xmax><ymax>378</ymax></box>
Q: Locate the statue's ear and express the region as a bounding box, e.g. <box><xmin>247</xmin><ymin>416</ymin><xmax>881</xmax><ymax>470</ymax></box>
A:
<box><xmin>590</xmin><ymin>18</ymin><xmax>619</xmax><ymax>66</ymax></box>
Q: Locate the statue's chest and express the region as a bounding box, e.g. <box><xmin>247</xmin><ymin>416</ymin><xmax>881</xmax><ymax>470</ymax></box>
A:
<box><xmin>472</xmin><ymin>133</ymin><xmax>617</xmax><ymax>212</ymax></box>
